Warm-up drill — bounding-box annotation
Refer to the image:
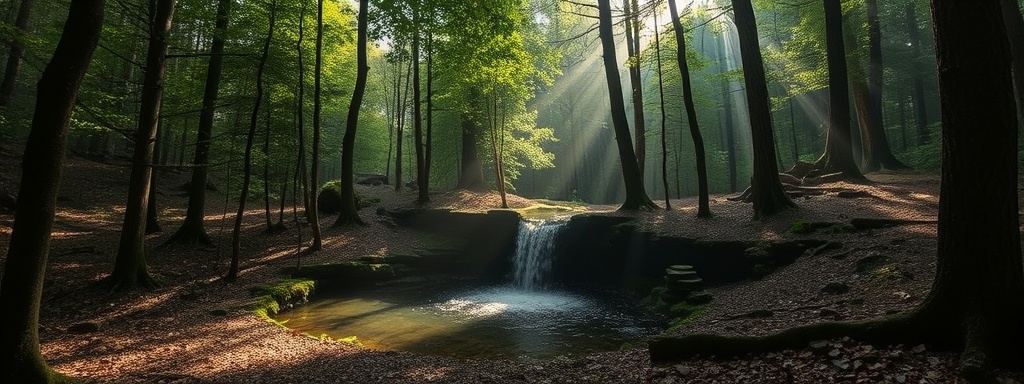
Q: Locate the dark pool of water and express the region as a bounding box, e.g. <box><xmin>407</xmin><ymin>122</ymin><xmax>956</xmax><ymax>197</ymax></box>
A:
<box><xmin>274</xmin><ymin>281</ymin><xmax>664</xmax><ymax>359</ymax></box>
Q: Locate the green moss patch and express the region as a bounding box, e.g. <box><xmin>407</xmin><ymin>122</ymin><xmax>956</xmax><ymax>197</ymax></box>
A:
<box><xmin>250</xmin><ymin>279</ymin><xmax>316</xmax><ymax>319</ymax></box>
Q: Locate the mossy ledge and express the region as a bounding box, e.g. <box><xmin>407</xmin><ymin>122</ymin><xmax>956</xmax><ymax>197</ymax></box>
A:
<box><xmin>249</xmin><ymin>279</ymin><xmax>316</xmax><ymax>320</ymax></box>
<box><xmin>283</xmin><ymin>261</ymin><xmax>395</xmax><ymax>283</ymax></box>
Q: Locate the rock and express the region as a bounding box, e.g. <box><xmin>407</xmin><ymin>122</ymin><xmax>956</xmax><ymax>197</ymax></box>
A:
<box><xmin>821</xmin><ymin>282</ymin><xmax>850</xmax><ymax>295</ymax></box>
<box><xmin>68</xmin><ymin>321</ymin><xmax>101</xmax><ymax>334</ymax></box>
<box><xmin>666</xmin><ymin>265</ymin><xmax>694</xmax><ymax>273</ymax></box>
<box><xmin>664</xmin><ymin>269</ymin><xmax>699</xmax><ymax>280</ymax></box>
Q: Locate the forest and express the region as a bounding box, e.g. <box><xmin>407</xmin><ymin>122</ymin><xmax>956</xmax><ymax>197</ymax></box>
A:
<box><xmin>0</xmin><ymin>0</ymin><xmax>1021</xmax><ymax>383</ymax></box>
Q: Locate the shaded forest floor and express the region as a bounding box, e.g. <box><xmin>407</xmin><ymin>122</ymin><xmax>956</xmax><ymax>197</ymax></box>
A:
<box><xmin>0</xmin><ymin>146</ymin><xmax>1020</xmax><ymax>383</ymax></box>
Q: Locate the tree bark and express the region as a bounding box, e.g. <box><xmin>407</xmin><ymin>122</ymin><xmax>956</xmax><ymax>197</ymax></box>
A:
<box><xmin>332</xmin><ymin>0</ymin><xmax>368</xmax><ymax>227</ymax></box>
<box><xmin>146</xmin><ymin>121</ymin><xmax>162</xmax><ymax>235</ymax></box>
<box><xmin>227</xmin><ymin>0</ymin><xmax>276</xmax><ymax>282</ymax></box>
<box><xmin>167</xmin><ymin>0</ymin><xmax>231</xmax><ymax>245</ymax></box>
<box><xmin>730</xmin><ymin>0</ymin><xmax>795</xmax><ymax>217</ymax></box>
<box><xmin>623</xmin><ymin>0</ymin><xmax>646</xmax><ymax>181</ymax></box>
<box><xmin>1000</xmin><ymin>0</ymin><xmax>1024</xmax><ymax>131</ymax></box>
<box><xmin>856</xmin><ymin>0</ymin><xmax>908</xmax><ymax>172</ymax></box>
<box><xmin>308</xmin><ymin>0</ymin><xmax>324</xmax><ymax>250</ymax></box>
<box><xmin>925</xmin><ymin>0</ymin><xmax>1024</xmax><ymax>373</ymax></box>
<box><xmin>294</xmin><ymin>0</ymin><xmax>311</xmax><ymax>221</ymax></box>
<box><xmin>110</xmin><ymin>0</ymin><xmax>174</xmax><ymax>291</ymax></box>
<box><xmin>669</xmin><ymin>0</ymin><xmax>711</xmax><ymax>217</ymax></box>
<box><xmin>597</xmin><ymin>0</ymin><xmax>656</xmax><ymax>211</ymax></box>
<box><xmin>0</xmin><ymin>0</ymin><xmax>34</xmax><ymax>107</ymax></box>
<box><xmin>412</xmin><ymin>13</ymin><xmax>428</xmax><ymax>205</ymax></box>
<box><xmin>0</xmin><ymin>1</ymin><xmax>103</xmax><ymax>382</ymax></box>
<box><xmin>654</xmin><ymin>6</ymin><xmax>670</xmax><ymax>210</ymax></box>
<box><xmin>814</xmin><ymin>0</ymin><xmax>863</xmax><ymax>180</ymax></box>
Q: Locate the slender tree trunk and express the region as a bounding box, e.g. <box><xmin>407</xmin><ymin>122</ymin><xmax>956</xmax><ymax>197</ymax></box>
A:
<box><xmin>412</xmin><ymin>16</ymin><xmax>428</xmax><ymax>205</ymax></box>
<box><xmin>905</xmin><ymin>3</ymin><xmax>930</xmax><ymax>144</ymax></box>
<box><xmin>0</xmin><ymin>2</ymin><xmax>103</xmax><ymax>382</ymax></box>
<box><xmin>425</xmin><ymin>32</ymin><xmax>434</xmax><ymax>196</ymax></box>
<box><xmin>788</xmin><ymin>98</ymin><xmax>799</xmax><ymax>162</ymax></box>
<box><xmin>263</xmin><ymin>97</ymin><xmax>273</xmax><ymax>231</ymax></box>
<box><xmin>597</xmin><ymin>0</ymin><xmax>656</xmax><ymax>211</ymax></box>
<box><xmin>1000</xmin><ymin>0</ymin><xmax>1024</xmax><ymax>131</ymax></box>
<box><xmin>669</xmin><ymin>0</ymin><xmax>711</xmax><ymax>217</ymax></box>
<box><xmin>624</xmin><ymin>0</ymin><xmax>647</xmax><ymax>180</ymax></box>
<box><xmin>857</xmin><ymin>0</ymin><xmax>908</xmax><ymax>172</ymax></box>
<box><xmin>730</xmin><ymin>0</ymin><xmax>795</xmax><ymax>217</ymax></box>
<box><xmin>395</xmin><ymin>53</ymin><xmax>412</xmax><ymax>192</ymax></box>
<box><xmin>0</xmin><ymin>0</ymin><xmax>34</xmax><ymax>107</ymax></box>
<box><xmin>295</xmin><ymin>0</ymin><xmax>310</xmax><ymax>220</ymax></box>
<box><xmin>168</xmin><ymin>0</ymin><xmax>231</xmax><ymax>245</ymax></box>
<box><xmin>654</xmin><ymin>6</ymin><xmax>671</xmax><ymax>210</ymax></box>
<box><xmin>332</xmin><ymin>0</ymin><xmax>368</xmax><ymax>227</ymax></box>
<box><xmin>227</xmin><ymin>0</ymin><xmax>276</xmax><ymax>282</ymax></box>
<box><xmin>111</xmin><ymin>0</ymin><xmax>174</xmax><ymax>291</ymax></box>
<box><xmin>308</xmin><ymin>0</ymin><xmax>324</xmax><ymax>250</ymax></box>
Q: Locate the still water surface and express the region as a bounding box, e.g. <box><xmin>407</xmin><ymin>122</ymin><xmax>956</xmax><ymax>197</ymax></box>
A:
<box><xmin>275</xmin><ymin>282</ymin><xmax>663</xmax><ymax>359</ymax></box>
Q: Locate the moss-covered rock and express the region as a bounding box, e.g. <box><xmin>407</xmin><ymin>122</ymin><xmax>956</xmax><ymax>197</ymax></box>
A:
<box><xmin>250</xmin><ymin>279</ymin><xmax>316</xmax><ymax>319</ymax></box>
<box><xmin>316</xmin><ymin>180</ymin><xmax>365</xmax><ymax>213</ymax></box>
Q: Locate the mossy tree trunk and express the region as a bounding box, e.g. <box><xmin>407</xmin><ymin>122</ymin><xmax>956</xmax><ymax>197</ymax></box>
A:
<box><xmin>0</xmin><ymin>1</ymin><xmax>103</xmax><ymax>382</ymax></box>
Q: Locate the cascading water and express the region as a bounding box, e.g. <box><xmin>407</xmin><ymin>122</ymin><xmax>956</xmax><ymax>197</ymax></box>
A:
<box><xmin>274</xmin><ymin>217</ymin><xmax>661</xmax><ymax>359</ymax></box>
<box><xmin>511</xmin><ymin>220</ymin><xmax>566</xmax><ymax>290</ymax></box>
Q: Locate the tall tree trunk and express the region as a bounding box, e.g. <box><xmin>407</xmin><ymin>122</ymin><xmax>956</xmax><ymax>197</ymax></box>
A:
<box><xmin>669</xmin><ymin>0</ymin><xmax>711</xmax><ymax>217</ymax></box>
<box><xmin>110</xmin><ymin>0</ymin><xmax>174</xmax><ymax>291</ymax></box>
<box><xmin>0</xmin><ymin>0</ymin><xmax>34</xmax><ymax>106</ymax></box>
<box><xmin>167</xmin><ymin>0</ymin><xmax>231</xmax><ymax>245</ymax></box>
<box><xmin>412</xmin><ymin>15</ymin><xmax>428</xmax><ymax>205</ymax></box>
<box><xmin>597</xmin><ymin>0</ymin><xmax>656</xmax><ymax>211</ymax></box>
<box><xmin>332</xmin><ymin>0</ymin><xmax>368</xmax><ymax>227</ymax></box>
<box><xmin>730</xmin><ymin>0</ymin><xmax>795</xmax><ymax>217</ymax></box>
<box><xmin>263</xmin><ymin>97</ymin><xmax>273</xmax><ymax>231</ymax></box>
<box><xmin>623</xmin><ymin>0</ymin><xmax>647</xmax><ymax>181</ymax></box>
<box><xmin>394</xmin><ymin>53</ymin><xmax>412</xmax><ymax>192</ymax></box>
<box><xmin>905</xmin><ymin>3</ymin><xmax>930</xmax><ymax>144</ymax></box>
<box><xmin>857</xmin><ymin>0</ymin><xmax>908</xmax><ymax>172</ymax></box>
<box><xmin>654</xmin><ymin>5</ymin><xmax>670</xmax><ymax>210</ymax></box>
<box><xmin>294</xmin><ymin>0</ymin><xmax>310</xmax><ymax>221</ymax></box>
<box><xmin>813</xmin><ymin>0</ymin><xmax>863</xmax><ymax>179</ymax></box>
<box><xmin>425</xmin><ymin>32</ymin><xmax>434</xmax><ymax>197</ymax></box>
<box><xmin>0</xmin><ymin>2</ymin><xmax>103</xmax><ymax>382</ymax></box>
<box><xmin>308</xmin><ymin>0</ymin><xmax>324</xmax><ymax>250</ymax></box>
<box><xmin>227</xmin><ymin>0</ymin><xmax>276</xmax><ymax>282</ymax></box>
<box><xmin>924</xmin><ymin>0</ymin><xmax>1024</xmax><ymax>374</ymax></box>
<box><xmin>1000</xmin><ymin>0</ymin><xmax>1024</xmax><ymax>131</ymax></box>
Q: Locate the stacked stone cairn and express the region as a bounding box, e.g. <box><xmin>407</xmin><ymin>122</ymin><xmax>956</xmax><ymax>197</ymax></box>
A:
<box><xmin>661</xmin><ymin>265</ymin><xmax>712</xmax><ymax>305</ymax></box>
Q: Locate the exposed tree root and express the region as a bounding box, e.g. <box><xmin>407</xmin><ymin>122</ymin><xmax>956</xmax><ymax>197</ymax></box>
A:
<box><xmin>160</xmin><ymin>226</ymin><xmax>212</xmax><ymax>247</ymax></box>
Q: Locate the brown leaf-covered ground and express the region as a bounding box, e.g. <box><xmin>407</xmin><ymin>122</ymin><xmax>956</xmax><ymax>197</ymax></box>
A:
<box><xmin>0</xmin><ymin>148</ymin><xmax>1021</xmax><ymax>383</ymax></box>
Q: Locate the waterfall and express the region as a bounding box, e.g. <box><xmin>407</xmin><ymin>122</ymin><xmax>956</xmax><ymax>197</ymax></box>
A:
<box><xmin>511</xmin><ymin>220</ymin><xmax>566</xmax><ymax>291</ymax></box>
